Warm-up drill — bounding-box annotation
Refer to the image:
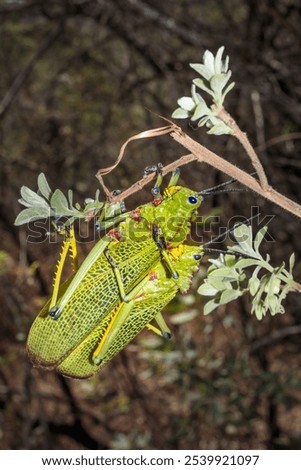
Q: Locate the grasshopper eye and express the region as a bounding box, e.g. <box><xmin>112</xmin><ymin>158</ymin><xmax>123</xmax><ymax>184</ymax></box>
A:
<box><xmin>188</xmin><ymin>196</ymin><xmax>198</xmax><ymax>205</ymax></box>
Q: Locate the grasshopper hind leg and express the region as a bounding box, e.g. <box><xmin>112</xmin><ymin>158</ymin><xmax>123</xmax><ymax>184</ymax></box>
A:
<box><xmin>48</xmin><ymin>226</ymin><xmax>79</xmax><ymax>319</ymax></box>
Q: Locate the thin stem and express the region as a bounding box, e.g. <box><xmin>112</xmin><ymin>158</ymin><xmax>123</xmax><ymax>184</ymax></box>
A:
<box><xmin>170</xmin><ymin>125</ymin><xmax>301</xmax><ymax>218</ymax></box>
<box><xmin>217</xmin><ymin>107</ymin><xmax>269</xmax><ymax>189</ymax></box>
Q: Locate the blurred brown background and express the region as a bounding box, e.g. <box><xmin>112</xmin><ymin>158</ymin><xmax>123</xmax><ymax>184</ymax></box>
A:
<box><xmin>0</xmin><ymin>0</ymin><xmax>301</xmax><ymax>450</ymax></box>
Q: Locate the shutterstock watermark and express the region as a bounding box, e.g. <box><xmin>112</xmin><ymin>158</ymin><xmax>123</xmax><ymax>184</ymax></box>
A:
<box><xmin>25</xmin><ymin>206</ymin><xmax>275</xmax><ymax>245</ymax></box>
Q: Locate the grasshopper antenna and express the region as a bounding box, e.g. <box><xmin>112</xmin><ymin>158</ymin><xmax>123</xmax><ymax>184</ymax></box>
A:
<box><xmin>201</xmin><ymin>214</ymin><xmax>262</xmax><ymax>260</ymax></box>
<box><xmin>199</xmin><ymin>172</ymin><xmax>257</xmax><ymax>196</ymax></box>
<box><xmin>203</xmin><ymin>213</ymin><xmax>259</xmax><ymax>248</ymax></box>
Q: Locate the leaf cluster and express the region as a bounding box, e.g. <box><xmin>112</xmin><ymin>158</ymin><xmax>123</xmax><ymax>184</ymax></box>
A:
<box><xmin>198</xmin><ymin>224</ymin><xmax>296</xmax><ymax>319</ymax></box>
<box><xmin>172</xmin><ymin>46</ymin><xmax>235</xmax><ymax>135</ymax></box>
<box><xmin>14</xmin><ymin>173</ymin><xmax>104</xmax><ymax>227</ymax></box>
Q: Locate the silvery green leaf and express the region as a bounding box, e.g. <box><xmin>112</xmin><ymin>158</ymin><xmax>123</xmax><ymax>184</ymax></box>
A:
<box><xmin>203</xmin><ymin>49</ymin><xmax>215</xmax><ymax>74</ymax></box>
<box><xmin>197</xmin><ymin>116</ymin><xmax>210</xmax><ymax>127</ymax></box>
<box><xmin>253</xmin><ymin>303</ymin><xmax>265</xmax><ymax>321</ymax></box>
<box><xmin>190</xmin><ymin>63</ymin><xmax>213</xmax><ymax>81</ymax></box>
<box><xmin>222</xmin><ymin>54</ymin><xmax>229</xmax><ymax>73</ymax></box>
<box><xmin>234</xmin><ymin>258</ymin><xmax>261</xmax><ymax>270</ymax></box>
<box><xmin>191</xmin><ymin>84</ymin><xmax>203</xmax><ymax>104</ymax></box>
<box><xmin>191</xmin><ymin>101</ymin><xmax>211</xmax><ymax>121</ymax></box>
<box><xmin>68</xmin><ymin>190</ymin><xmax>74</xmax><ymax>208</ymax></box>
<box><xmin>193</xmin><ymin>78</ymin><xmax>215</xmax><ymax>96</ymax></box>
<box><xmin>224</xmin><ymin>254</ymin><xmax>237</xmax><ymax>267</ymax></box>
<box><xmin>209</xmin><ymin>266</ymin><xmax>239</xmax><ymax>280</ymax></box>
<box><xmin>208</xmin><ymin>277</ymin><xmax>230</xmax><ymax>291</ymax></box>
<box><xmin>254</xmin><ymin>226</ymin><xmax>268</xmax><ymax>254</ymax></box>
<box><xmin>84</xmin><ymin>198</ymin><xmax>94</xmax><ymax>204</ymax></box>
<box><xmin>177</xmin><ymin>96</ymin><xmax>196</xmax><ymax>111</ymax></box>
<box><xmin>198</xmin><ymin>282</ymin><xmax>219</xmax><ymax>297</ymax></box>
<box><xmin>249</xmin><ymin>276</ymin><xmax>260</xmax><ymax>296</ymax></box>
<box><xmin>203</xmin><ymin>298</ymin><xmax>220</xmax><ymax>315</ymax></box>
<box><xmin>210</xmin><ymin>72</ymin><xmax>232</xmax><ymax>94</ymax></box>
<box><xmin>20</xmin><ymin>185</ymin><xmax>49</xmax><ymax>208</ymax></box>
<box><xmin>268</xmin><ymin>276</ymin><xmax>281</xmax><ymax>295</ymax></box>
<box><xmin>233</xmin><ymin>224</ymin><xmax>257</xmax><ymax>256</ymax></box>
<box><xmin>64</xmin><ymin>217</ymin><xmax>76</xmax><ymax>227</ymax></box>
<box><xmin>50</xmin><ymin>189</ymin><xmax>75</xmax><ymax>216</ymax></box>
<box><xmin>220</xmin><ymin>289</ymin><xmax>242</xmax><ymax>305</ymax></box>
<box><xmin>14</xmin><ymin>206</ymin><xmax>53</xmax><ymax>225</ymax></box>
<box><xmin>37</xmin><ymin>173</ymin><xmax>52</xmax><ymax>199</ymax></box>
<box><xmin>278</xmin><ymin>285</ymin><xmax>290</xmax><ymax>303</ymax></box>
<box><xmin>207</xmin><ymin>121</ymin><xmax>232</xmax><ymax>135</ymax></box>
<box><xmin>289</xmin><ymin>253</ymin><xmax>295</xmax><ymax>273</ymax></box>
<box><xmin>221</xmin><ymin>81</ymin><xmax>235</xmax><ymax>101</ymax></box>
<box><xmin>253</xmin><ymin>264</ymin><xmax>263</xmax><ymax>279</ymax></box>
<box><xmin>267</xmin><ymin>295</ymin><xmax>280</xmax><ymax>315</ymax></box>
<box><xmin>171</xmin><ymin>108</ymin><xmax>191</xmax><ymax>119</ymax></box>
<box><xmin>233</xmin><ymin>223</ymin><xmax>250</xmax><ymax>242</ymax></box>
<box><xmin>214</xmin><ymin>46</ymin><xmax>225</xmax><ymax>74</ymax></box>
<box><xmin>207</xmin><ymin>257</ymin><xmax>224</xmax><ymax>270</ymax></box>
<box><xmin>18</xmin><ymin>197</ymin><xmax>33</xmax><ymax>208</ymax></box>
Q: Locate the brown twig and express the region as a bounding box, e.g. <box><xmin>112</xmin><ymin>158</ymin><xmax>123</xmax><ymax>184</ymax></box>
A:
<box><xmin>170</xmin><ymin>126</ymin><xmax>301</xmax><ymax>217</ymax></box>
<box><xmin>97</xmin><ymin>122</ymin><xmax>301</xmax><ymax>219</ymax></box>
<box><xmin>217</xmin><ymin>106</ymin><xmax>269</xmax><ymax>189</ymax></box>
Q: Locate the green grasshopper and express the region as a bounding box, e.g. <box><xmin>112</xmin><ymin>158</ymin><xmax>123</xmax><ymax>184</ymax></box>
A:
<box><xmin>56</xmin><ymin>243</ymin><xmax>202</xmax><ymax>378</ymax></box>
<box><xmin>27</xmin><ymin>169</ymin><xmax>205</xmax><ymax>378</ymax></box>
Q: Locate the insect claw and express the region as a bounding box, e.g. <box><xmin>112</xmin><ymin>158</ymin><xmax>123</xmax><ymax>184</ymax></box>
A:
<box><xmin>143</xmin><ymin>163</ymin><xmax>163</xmax><ymax>176</ymax></box>
<box><xmin>151</xmin><ymin>184</ymin><xmax>161</xmax><ymax>197</ymax></box>
<box><xmin>162</xmin><ymin>331</ymin><xmax>172</xmax><ymax>340</ymax></box>
<box><xmin>111</xmin><ymin>189</ymin><xmax>121</xmax><ymax>196</ymax></box>
<box><xmin>92</xmin><ymin>355</ymin><xmax>102</xmax><ymax>366</ymax></box>
<box><xmin>49</xmin><ymin>306</ymin><xmax>61</xmax><ymax>320</ymax></box>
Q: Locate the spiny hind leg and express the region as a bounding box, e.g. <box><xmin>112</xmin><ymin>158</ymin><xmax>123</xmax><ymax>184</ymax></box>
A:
<box><xmin>49</xmin><ymin>226</ymin><xmax>79</xmax><ymax>316</ymax></box>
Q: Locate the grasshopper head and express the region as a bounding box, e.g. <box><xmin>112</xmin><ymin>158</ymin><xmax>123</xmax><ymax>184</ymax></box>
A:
<box><xmin>165</xmin><ymin>185</ymin><xmax>203</xmax><ymax>214</ymax></box>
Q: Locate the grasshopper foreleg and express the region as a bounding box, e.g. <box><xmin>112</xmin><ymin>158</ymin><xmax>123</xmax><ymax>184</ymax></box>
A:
<box><xmin>144</xmin><ymin>163</ymin><xmax>164</xmax><ymax>198</ymax></box>
<box><xmin>146</xmin><ymin>312</ymin><xmax>171</xmax><ymax>339</ymax></box>
<box><xmin>152</xmin><ymin>226</ymin><xmax>179</xmax><ymax>280</ymax></box>
<box><xmin>104</xmin><ymin>248</ymin><xmax>131</xmax><ymax>303</ymax></box>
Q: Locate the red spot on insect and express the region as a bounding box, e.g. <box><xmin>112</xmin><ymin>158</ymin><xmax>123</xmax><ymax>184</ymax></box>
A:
<box><xmin>130</xmin><ymin>209</ymin><xmax>140</xmax><ymax>221</ymax></box>
<box><xmin>152</xmin><ymin>198</ymin><xmax>162</xmax><ymax>206</ymax></box>
<box><xmin>149</xmin><ymin>271</ymin><xmax>157</xmax><ymax>281</ymax></box>
<box><xmin>108</xmin><ymin>229</ymin><xmax>122</xmax><ymax>240</ymax></box>
<box><xmin>134</xmin><ymin>293</ymin><xmax>144</xmax><ymax>300</ymax></box>
<box><xmin>166</xmin><ymin>241</ymin><xmax>172</xmax><ymax>249</ymax></box>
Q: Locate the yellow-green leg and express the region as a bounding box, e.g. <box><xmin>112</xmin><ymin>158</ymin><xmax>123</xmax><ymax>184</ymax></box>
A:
<box><xmin>49</xmin><ymin>226</ymin><xmax>79</xmax><ymax>317</ymax></box>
